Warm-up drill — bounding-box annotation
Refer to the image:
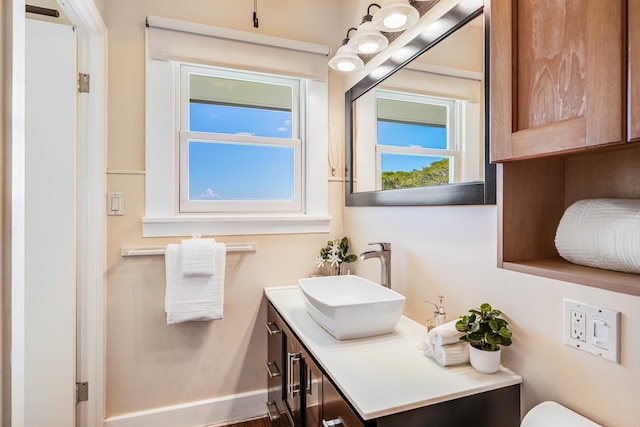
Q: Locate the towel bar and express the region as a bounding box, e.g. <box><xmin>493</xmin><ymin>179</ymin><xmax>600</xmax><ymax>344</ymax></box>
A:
<box><xmin>121</xmin><ymin>242</ymin><xmax>257</xmax><ymax>257</ymax></box>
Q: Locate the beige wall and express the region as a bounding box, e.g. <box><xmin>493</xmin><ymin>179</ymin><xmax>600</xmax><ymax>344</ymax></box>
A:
<box><xmin>103</xmin><ymin>0</ymin><xmax>345</xmax><ymax>417</ymax></box>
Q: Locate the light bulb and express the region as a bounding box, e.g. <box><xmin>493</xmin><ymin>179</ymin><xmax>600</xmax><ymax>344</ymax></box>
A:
<box><xmin>372</xmin><ymin>0</ymin><xmax>419</xmax><ymax>33</ymax></box>
<box><xmin>337</xmin><ymin>62</ymin><xmax>356</xmax><ymax>72</ymax></box>
<box><xmin>384</xmin><ymin>13</ymin><xmax>407</xmax><ymax>29</ymax></box>
<box><xmin>348</xmin><ymin>20</ymin><xmax>388</xmax><ymax>55</ymax></box>
<box><xmin>328</xmin><ymin>44</ymin><xmax>364</xmax><ymax>72</ymax></box>
<box><xmin>358</xmin><ymin>42</ymin><xmax>380</xmax><ymax>54</ymax></box>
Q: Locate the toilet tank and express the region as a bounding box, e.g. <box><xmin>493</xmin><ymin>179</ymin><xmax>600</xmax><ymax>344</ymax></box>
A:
<box><xmin>521</xmin><ymin>401</ymin><xmax>601</xmax><ymax>427</ymax></box>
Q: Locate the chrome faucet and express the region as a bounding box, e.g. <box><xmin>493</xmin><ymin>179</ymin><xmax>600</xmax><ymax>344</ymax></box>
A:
<box><xmin>359</xmin><ymin>242</ymin><xmax>391</xmax><ymax>288</ymax></box>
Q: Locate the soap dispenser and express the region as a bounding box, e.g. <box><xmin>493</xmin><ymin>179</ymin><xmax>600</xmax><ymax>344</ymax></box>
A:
<box><xmin>425</xmin><ymin>295</ymin><xmax>447</xmax><ymax>330</ymax></box>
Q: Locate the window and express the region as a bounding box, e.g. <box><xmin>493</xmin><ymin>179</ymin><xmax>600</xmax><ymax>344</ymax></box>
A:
<box><xmin>144</xmin><ymin>18</ymin><xmax>331</xmax><ymax>237</ymax></box>
<box><xmin>375</xmin><ymin>91</ymin><xmax>460</xmax><ymax>190</ymax></box>
<box><xmin>179</xmin><ymin>65</ymin><xmax>302</xmax><ymax>213</ymax></box>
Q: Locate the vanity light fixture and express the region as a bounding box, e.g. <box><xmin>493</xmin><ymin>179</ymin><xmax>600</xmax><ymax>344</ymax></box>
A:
<box><xmin>329</xmin><ymin>28</ymin><xmax>365</xmax><ymax>72</ymax></box>
<box><xmin>348</xmin><ymin>4</ymin><xmax>389</xmax><ymax>55</ymax></box>
<box><xmin>372</xmin><ymin>0</ymin><xmax>419</xmax><ymax>32</ymax></box>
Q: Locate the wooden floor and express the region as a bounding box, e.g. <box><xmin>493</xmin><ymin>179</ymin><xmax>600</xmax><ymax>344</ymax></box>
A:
<box><xmin>223</xmin><ymin>417</ymin><xmax>271</xmax><ymax>427</ymax></box>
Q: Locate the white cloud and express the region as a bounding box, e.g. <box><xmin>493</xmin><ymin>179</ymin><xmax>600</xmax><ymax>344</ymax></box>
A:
<box><xmin>197</xmin><ymin>188</ymin><xmax>220</xmax><ymax>200</ymax></box>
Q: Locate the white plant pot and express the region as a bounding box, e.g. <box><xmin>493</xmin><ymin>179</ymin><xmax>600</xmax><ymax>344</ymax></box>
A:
<box><xmin>469</xmin><ymin>346</ymin><xmax>501</xmax><ymax>374</ymax></box>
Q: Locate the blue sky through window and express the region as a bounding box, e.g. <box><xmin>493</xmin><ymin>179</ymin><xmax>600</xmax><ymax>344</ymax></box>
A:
<box><xmin>190</xmin><ymin>103</ymin><xmax>292</xmax><ymax>137</ymax></box>
<box><xmin>188</xmin><ymin>103</ymin><xmax>295</xmax><ymax>201</ymax></box>
<box><xmin>188</xmin><ymin>141</ymin><xmax>294</xmax><ymax>201</ymax></box>
<box><xmin>377</xmin><ymin>121</ymin><xmax>447</xmax><ymax>172</ymax></box>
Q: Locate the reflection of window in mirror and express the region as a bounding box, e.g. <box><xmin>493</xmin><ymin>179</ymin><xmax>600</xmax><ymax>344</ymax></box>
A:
<box><xmin>352</xmin><ymin>15</ymin><xmax>484</xmax><ymax>194</ymax></box>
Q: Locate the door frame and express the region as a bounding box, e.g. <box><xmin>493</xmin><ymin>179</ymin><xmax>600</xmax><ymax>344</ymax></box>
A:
<box><xmin>7</xmin><ymin>0</ymin><xmax>107</xmax><ymax>425</ymax></box>
<box><xmin>61</xmin><ymin>2</ymin><xmax>108</xmax><ymax>426</ymax></box>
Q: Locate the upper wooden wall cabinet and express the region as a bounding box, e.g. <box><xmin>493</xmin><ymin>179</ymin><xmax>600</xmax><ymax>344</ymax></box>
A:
<box><xmin>490</xmin><ymin>0</ymin><xmax>640</xmax><ymax>296</ymax></box>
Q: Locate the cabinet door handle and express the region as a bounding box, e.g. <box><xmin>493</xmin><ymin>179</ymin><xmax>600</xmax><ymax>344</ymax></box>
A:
<box><xmin>266</xmin><ymin>400</ymin><xmax>280</xmax><ymax>421</ymax></box>
<box><xmin>322</xmin><ymin>418</ymin><xmax>343</xmax><ymax>427</ymax></box>
<box><xmin>306</xmin><ymin>364</ymin><xmax>313</xmax><ymax>395</ymax></box>
<box><xmin>287</xmin><ymin>352</ymin><xmax>301</xmax><ymax>398</ymax></box>
<box><xmin>266</xmin><ymin>361</ymin><xmax>281</xmax><ymax>378</ymax></box>
<box><xmin>265</xmin><ymin>321</ymin><xmax>281</xmax><ymax>335</ymax></box>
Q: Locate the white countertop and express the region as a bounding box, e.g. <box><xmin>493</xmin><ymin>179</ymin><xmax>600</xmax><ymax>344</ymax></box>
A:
<box><xmin>265</xmin><ymin>285</ymin><xmax>522</xmax><ymax>421</ymax></box>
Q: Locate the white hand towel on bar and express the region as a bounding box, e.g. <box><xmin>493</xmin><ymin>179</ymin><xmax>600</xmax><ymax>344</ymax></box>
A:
<box><xmin>422</xmin><ymin>339</ymin><xmax>470</xmax><ymax>366</ymax></box>
<box><xmin>165</xmin><ymin>242</ymin><xmax>226</xmax><ymax>324</ymax></box>
<box><xmin>427</xmin><ymin>320</ymin><xmax>464</xmax><ymax>347</ymax></box>
<box><xmin>181</xmin><ymin>237</ymin><xmax>216</xmax><ymax>277</ymax></box>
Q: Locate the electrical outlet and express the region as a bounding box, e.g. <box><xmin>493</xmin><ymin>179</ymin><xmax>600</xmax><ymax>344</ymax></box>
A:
<box><xmin>564</xmin><ymin>299</ymin><xmax>621</xmax><ymax>363</ymax></box>
<box><xmin>570</xmin><ymin>309</ymin><xmax>586</xmax><ymax>341</ymax></box>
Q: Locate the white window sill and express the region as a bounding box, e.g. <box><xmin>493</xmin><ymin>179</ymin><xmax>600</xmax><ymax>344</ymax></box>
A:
<box><xmin>141</xmin><ymin>214</ymin><xmax>332</xmax><ymax>237</ymax></box>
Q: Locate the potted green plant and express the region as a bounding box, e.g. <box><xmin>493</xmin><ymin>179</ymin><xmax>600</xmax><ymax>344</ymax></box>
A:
<box><xmin>315</xmin><ymin>237</ymin><xmax>358</xmax><ymax>275</ymax></box>
<box><xmin>455</xmin><ymin>303</ymin><xmax>513</xmax><ymax>374</ymax></box>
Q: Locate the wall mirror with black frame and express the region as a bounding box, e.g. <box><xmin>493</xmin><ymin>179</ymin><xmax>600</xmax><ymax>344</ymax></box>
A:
<box><xmin>345</xmin><ymin>1</ymin><xmax>494</xmax><ymax>206</ymax></box>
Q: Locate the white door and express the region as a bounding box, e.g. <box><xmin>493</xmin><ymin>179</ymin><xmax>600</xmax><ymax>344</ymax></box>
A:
<box><xmin>25</xmin><ymin>18</ymin><xmax>77</xmax><ymax>426</ymax></box>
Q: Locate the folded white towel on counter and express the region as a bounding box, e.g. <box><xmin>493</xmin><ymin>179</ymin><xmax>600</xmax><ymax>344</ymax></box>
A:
<box><xmin>181</xmin><ymin>237</ymin><xmax>216</xmax><ymax>277</ymax></box>
<box><xmin>165</xmin><ymin>242</ymin><xmax>226</xmax><ymax>324</ymax></box>
<box><xmin>555</xmin><ymin>198</ymin><xmax>640</xmax><ymax>274</ymax></box>
<box><xmin>422</xmin><ymin>339</ymin><xmax>470</xmax><ymax>366</ymax></box>
<box><xmin>427</xmin><ymin>319</ymin><xmax>464</xmax><ymax>347</ymax></box>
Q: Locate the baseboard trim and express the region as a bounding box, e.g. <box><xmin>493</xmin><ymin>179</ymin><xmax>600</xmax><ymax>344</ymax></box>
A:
<box><xmin>104</xmin><ymin>389</ymin><xmax>268</xmax><ymax>427</ymax></box>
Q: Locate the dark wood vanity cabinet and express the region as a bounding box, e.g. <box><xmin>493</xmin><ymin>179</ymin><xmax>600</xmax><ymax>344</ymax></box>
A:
<box><xmin>322</xmin><ymin>377</ymin><xmax>365</xmax><ymax>427</ymax></box>
<box><xmin>266</xmin><ymin>303</ymin><xmax>287</xmax><ymax>426</ymax></box>
<box><xmin>266</xmin><ymin>302</ymin><xmax>365</xmax><ymax>427</ymax></box>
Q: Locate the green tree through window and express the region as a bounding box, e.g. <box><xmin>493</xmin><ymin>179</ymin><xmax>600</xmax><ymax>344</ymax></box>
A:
<box><xmin>381</xmin><ymin>158</ymin><xmax>450</xmax><ymax>190</ymax></box>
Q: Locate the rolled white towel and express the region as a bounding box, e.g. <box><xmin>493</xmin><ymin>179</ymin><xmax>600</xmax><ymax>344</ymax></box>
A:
<box><xmin>427</xmin><ymin>319</ymin><xmax>464</xmax><ymax>347</ymax></box>
<box><xmin>422</xmin><ymin>340</ymin><xmax>470</xmax><ymax>366</ymax></box>
<box><xmin>555</xmin><ymin>198</ymin><xmax>640</xmax><ymax>274</ymax></box>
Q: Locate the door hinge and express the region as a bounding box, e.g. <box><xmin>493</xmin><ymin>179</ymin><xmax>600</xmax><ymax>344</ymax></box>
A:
<box><xmin>76</xmin><ymin>382</ymin><xmax>89</xmax><ymax>403</ymax></box>
<box><xmin>78</xmin><ymin>73</ymin><xmax>90</xmax><ymax>93</ymax></box>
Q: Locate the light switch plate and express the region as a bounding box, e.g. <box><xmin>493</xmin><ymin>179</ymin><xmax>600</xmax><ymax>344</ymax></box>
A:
<box><xmin>107</xmin><ymin>192</ymin><xmax>124</xmax><ymax>216</ymax></box>
<box><xmin>564</xmin><ymin>299</ymin><xmax>620</xmax><ymax>363</ymax></box>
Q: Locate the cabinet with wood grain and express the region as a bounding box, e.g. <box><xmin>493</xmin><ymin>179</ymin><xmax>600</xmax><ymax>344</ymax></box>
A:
<box><xmin>629</xmin><ymin>0</ymin><xmax>640</xmax><ymax>141</ymax></box>
<box><xmin>490</xmin><ymin>0</ymin><xmax>640</xmax><ymax>296</ymax></box>
<box><xmin>490</xmin><ymin>0</ymin><xmax>625</xmax><ymax>161</ymax></box>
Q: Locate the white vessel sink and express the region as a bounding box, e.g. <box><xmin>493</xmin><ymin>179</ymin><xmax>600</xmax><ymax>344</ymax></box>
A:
<box><xmin>298</xmin><ymin>275</ymin><xmax>406</xmax><ymax>340</ymax></box>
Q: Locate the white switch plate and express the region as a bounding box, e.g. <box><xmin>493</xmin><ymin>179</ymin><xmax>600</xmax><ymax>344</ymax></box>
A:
<box><xmin>107</xmin><ymin>192</ymin><xmax>124</xmax><ymax>216</ymax></box>
<box><xmin>564</xmin><ymin>299</ymin><xmax>621</xmax><ymax>363</ymax></box>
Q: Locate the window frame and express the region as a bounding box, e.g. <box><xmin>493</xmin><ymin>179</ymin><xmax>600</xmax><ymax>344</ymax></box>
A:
<box><xmin>374</xmin><ymin>90</ymin><xmax>462</xmax><ymax>190</ymax></box>
<box><xmin>144</xmin><ymin>57</ymin><xmax>330</xmax><ymax>237</ymax></box>
<box><xmin>178</xmin><ymin>65</ymin><xmax>303</xmax><ymax>213</ymax></box>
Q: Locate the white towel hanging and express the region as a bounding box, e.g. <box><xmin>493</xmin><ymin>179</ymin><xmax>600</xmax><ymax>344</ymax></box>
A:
<box><xmin>165</xmin><ymin>242</ymin><xmax>227</xmax><ymax>324</ymax></box>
